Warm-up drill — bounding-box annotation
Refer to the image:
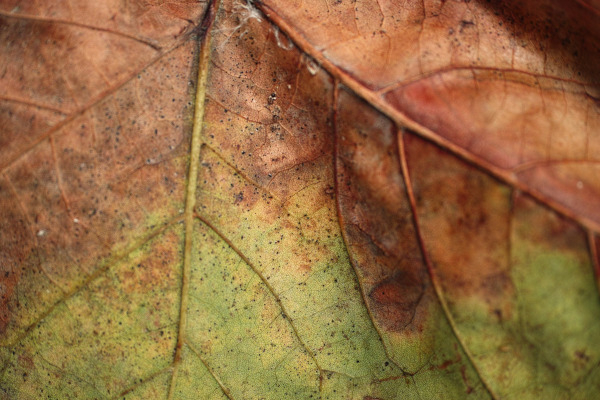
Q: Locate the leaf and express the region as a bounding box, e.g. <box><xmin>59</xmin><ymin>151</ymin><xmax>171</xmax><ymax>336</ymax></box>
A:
<box><xmin>1</xmin><ymin>0</ymin><xmax>599</xmax><ymax>399</ymax></box>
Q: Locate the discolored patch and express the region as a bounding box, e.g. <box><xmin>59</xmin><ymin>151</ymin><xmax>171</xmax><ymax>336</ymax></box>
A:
<box><xmin>593</xmin><ymin>234</ymin><xmax>600</xmax><ymax>287</ymax></box>
<box><xmin>403</xmin><ymin>133</ymin><xmax>515</xmax><ymax>306</ymax></box>
<box><xmin>335</xmin><ymin>89</ymin><xmax>431</xmax><ymax>336</ymax></box>
<box><xmin>368</xmin><ymin>270</ymin><xmax>426</xmax><ymax>331</ymax></box>
<box><xmin>0</xmin><ymin>176</ymin><xmax>34</xmax><ymax>334</ymax></box>
<box><xmin>0</xmin><ymin>22</ymin><xmax>198</xmax><ymax>347</ymax></box>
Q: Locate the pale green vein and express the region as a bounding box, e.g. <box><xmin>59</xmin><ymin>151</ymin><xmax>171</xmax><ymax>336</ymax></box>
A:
<box><xmin>112</xmin><ymin>366</ymin><xmax>171</xmax><ymax>400</ymax></box>
<box><xmin>185</xmin><ymin>342</ymin><xmax>234</xmax><ymax>400</ymax></box>
<box><xmin>167</xmin><ymin>1</ymin><xmax>219</xmax><ymax>398</ymax></box>
<box><xmin>37</xmin><ymin>355</ymin><xmax>104</xmax><ymax>398</ymax></box>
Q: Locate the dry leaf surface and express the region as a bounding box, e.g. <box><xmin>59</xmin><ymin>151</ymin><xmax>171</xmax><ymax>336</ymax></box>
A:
<box><xmin>1</xmin><ymin>0</ymin><xmax>599</xmax><ymax>398</ymax></box>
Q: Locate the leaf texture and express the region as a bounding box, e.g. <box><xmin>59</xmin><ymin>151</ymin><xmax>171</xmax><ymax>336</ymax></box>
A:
<box><xmin>1</xmin><ymin>0</ymin><xmax>599</xmax><ymax>398</ymax></box>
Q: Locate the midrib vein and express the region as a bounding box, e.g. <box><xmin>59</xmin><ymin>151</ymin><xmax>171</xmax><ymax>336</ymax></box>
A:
<box><xmin>168</xmin><ymin>0</ymin><xmax>219</xmax><ymax>397</ymax></box>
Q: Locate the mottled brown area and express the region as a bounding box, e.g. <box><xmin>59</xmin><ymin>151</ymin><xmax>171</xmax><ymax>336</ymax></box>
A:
<box><xmin>0</xmin><ymin>15</ymin><xmax>157</xmax><ymax>118</ymax></box>
<box><xmin>370</xmin><ymin>271</ymin><xmax>424</xmax><ymax>308</ymax></box>
<box><xmin>121</xmin><ymin>230</ymin><xmax>180</xmax><ymax>295</ymax></box>
<box><xmin>385</xmin><ymin>71</ymin><xmax>600</xmax><ymax>227</ymax></box>
<box><xmin>492</xmin><ymin>0</ymin><xmax>600</xmax><ymax>51</ymax></box>
<box><xmin>404</xmin><ymin>133</ymin><xmax>515</xmax><ymax>315</ymax></box>
<box><xmin>335</xmin><ymin>90</ymin><xmax>431</xmax><ymax>334</ymax></box>
<box><xmin>0</xmin><ymin>0</ymin><xmax>206</xmax><ymax>47</ymax></box>
<box><xmin>201</xmin><ymin>1</ymin><xmax>334</xmax><ymax>204</ymax></box>
<box><xmin>0</xmin><ymin>1</ymin><xmax>205</xmax><ymax>171</ymax></box>
<box><xmin>0</xmin><ymin>101</ymin><xmax>66</xmax><ymax>171</ymax></box>
<box><xmin>405</xmin><ymin>129</ymin><xmax>600</xmax><ymax>394</ymax></box>
<box><xmin>431</xmin><ymin>351</ymin><xmax>462</xmax><ymax>371</ymax></box>
<box><xmin>368</xmin><ymin>271</ymin><xmax>425</xmax><ymax>331</ymax></box>
<box><xmin>262</xmin><ymin>0</ymin><xmax>600</xmax><ymax>231</ymax></box>
<box><xmin>6</xmin><ymin>142</ymin><xmax>96</xmax><ymax>289</ymax></box>
<box><xmin>0</xmin><ymin>176</ymin><xmax>34</xmax><ymax>333</ymax></box>
<box><xmin>512</xmin><ymin>192</ymin><xmax>590</xmax><ymax>252</ymax></box>
<box><xmin>593</xmin><ymin>234</ymin><xmax>600</xmax><ymax>287</ymax></box>
<box><xmin>0</xmin><ymin>37</ymin><xmax>198</xmax><ymax>345</ymax></box>
<box><xmin>263</xmin><ymin>0</ymin><xmax>600</xmax><ymax>89</ymax></box>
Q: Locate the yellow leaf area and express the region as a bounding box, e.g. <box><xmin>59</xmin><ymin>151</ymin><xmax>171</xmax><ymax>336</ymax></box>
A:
<box><xmin>1</xmin><ymin>0</ymin><xmax>600</xmax><ymax>399</ymax></box>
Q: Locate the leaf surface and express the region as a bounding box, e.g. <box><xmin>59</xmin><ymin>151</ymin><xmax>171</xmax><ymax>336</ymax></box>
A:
<box><xmin>1</xmin><ymin>0</ymin><xmax>599</xmax><ymax>398</ymax></box>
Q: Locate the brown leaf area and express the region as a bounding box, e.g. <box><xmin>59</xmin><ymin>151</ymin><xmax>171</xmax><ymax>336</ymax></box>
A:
<box><xmin>260</xmin><ymin>0</ymin><xmax>600</xmax><ymax>231</ymax></box>
<box><xmin>0</xmin><ymin>0</ymin><xmax>205</xmax><ymax>340</ymax></box>
<box><xmin>1</xmin><ymin>0</ymin><xmax>600</xmax><ymax>398</ymax></box>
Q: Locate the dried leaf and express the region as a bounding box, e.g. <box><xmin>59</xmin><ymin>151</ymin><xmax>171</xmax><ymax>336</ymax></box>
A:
<box><xmin>1</xmin><ymin>0</ymin><xmax>599</xmax><ymax>398</ymax></box>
